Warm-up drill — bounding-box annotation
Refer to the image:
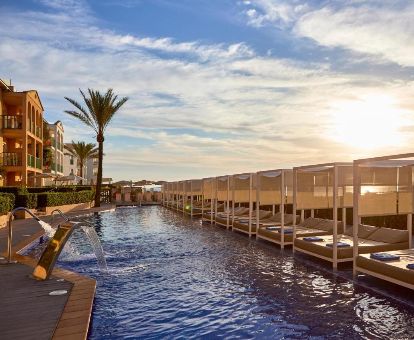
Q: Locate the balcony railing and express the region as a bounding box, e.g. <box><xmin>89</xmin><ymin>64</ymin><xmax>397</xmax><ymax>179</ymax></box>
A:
<box><xmin>27</xmin><ymin>154</ymin><xmax>35</xmax><ymax>168</ymax></box>
<box><xmin>2</xmin><ymin>115</ymin><xmax>22</xmax><ymax>129</ymax></box>
<box><xmin>27</xmin><ymin>155</ymin><xmax>42</xmax><ymax>169</ymax></box>
<box><xmin>1</xmin><ymin>152</ymin><xmax>22</xmax><ymax>166</ymax></box>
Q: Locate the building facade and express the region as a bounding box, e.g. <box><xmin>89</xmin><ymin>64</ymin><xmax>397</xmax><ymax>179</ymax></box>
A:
<box><xmin>86</xmin><ymin>156</ymin><xmax>98</xmax><ymax>185</ymax></box>
<box><xmin>63</xmin><ymin>143</ymin><xmax>87</xmax><ymax>184</ymax></box>
<box><xmin>0</xmin><ymin>79</ymin><xmax>44</xmax><ymax>186</ymax></box>
<box><xmin>43</xmin><ymin>120</ymin><xmax>64</xmax><ymax>185</ymax></box>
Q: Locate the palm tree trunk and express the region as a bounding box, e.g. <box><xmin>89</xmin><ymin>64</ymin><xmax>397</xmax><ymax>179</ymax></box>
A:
<box><xmin>79</xmin><ymin>161</ymin><xmax>83</xmax><ymax>185</ymax></box>
<box><xmin>94</xmin><ymin>138</ymin><xmax>104</xmax><ymax>207</ymax></box>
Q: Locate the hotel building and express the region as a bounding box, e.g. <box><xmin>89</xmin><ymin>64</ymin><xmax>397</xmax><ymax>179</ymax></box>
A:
<box><xmin>0</xmin><ymin>79</ymin><xmax>44</xmax><ymax>186</ymax></box>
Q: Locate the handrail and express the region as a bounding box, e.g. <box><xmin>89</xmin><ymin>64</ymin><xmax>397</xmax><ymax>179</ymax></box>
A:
<box><xmin>1</xmin><ymin>207</ymin><xmax>40</xmax><ymax>264</ymax></box>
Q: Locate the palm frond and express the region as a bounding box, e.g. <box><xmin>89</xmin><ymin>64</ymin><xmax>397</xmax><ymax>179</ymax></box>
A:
<box><xmin>64</xmin><ymin>93</ymin><xmax>97</xmax><ymax>132</ymax></box>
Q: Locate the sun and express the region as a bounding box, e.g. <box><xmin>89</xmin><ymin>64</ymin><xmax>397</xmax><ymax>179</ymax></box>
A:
<box><xmin>329</xmin><ymin>94</ymin><xmax>407</xmax><ymax>149</ymax></box>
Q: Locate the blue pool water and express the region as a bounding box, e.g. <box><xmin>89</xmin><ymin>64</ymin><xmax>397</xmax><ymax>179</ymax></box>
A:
<box><xmin>55</xmin><ymin>206</ymin><xmax>414</xmax><ymax>339</ymax></box>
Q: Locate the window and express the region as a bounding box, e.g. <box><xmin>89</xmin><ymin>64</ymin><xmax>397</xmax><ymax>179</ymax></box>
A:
<box><xmin>70</xmin><ymin>156</ymin><xmax>74</xmax><ymax>165</ymax></box>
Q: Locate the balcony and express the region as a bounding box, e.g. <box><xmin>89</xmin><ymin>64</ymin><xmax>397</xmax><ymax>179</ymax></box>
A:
<box><xmin>1</xmin><ymin>152</ymin><xmax>22</xmax><ymax>166</ymax></box>
<box><xmin>2</xmin><ymin>115</ymin><xmax>22</xmax><ymax>129</ymax></box>
<box><xmin>27</xmin><ymin>154</ymin><xmax>42</xmax><ymax>169</ymax></box>
<box><xmin>27</xmin><ymin>154</ymin><xmax>34</xmax><ymax>167</ymax></box>
<box><xmin>50</xmin><ymin>163</ymin><xmax>63</xmax><ymax>173</ymax></box>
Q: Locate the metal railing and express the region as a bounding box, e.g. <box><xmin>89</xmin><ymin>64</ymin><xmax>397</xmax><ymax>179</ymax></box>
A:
<box><xmin>1</xmin><ymin>152</ymin><xmax>22</xmax><ymax>166</ymax></box>
<box><xmin>2</xmin><ymin>115</ymin><xmax>23</xmax><ymax>129</ymax></box>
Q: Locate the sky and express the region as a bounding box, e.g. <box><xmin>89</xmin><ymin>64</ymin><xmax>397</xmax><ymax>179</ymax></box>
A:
<box><xmin>1</xmin><ymin>0</ymin><xmax>414</xmax><ymax>181</ymax></box>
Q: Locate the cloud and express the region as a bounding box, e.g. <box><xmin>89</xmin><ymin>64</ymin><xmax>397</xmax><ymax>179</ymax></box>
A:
<box><xmin>1</xmin><ymin>0</ymin><xmax>414</xmax><ymax>181</ymax></box>
<box><xmin>243</xmin><ymin>0</ymin><xmax>414</xmax><ymax>67</ymax></box>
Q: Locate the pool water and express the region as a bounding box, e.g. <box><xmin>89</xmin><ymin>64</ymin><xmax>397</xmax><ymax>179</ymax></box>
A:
<box><xmin>55</xmin><ymin>206</ymin><xmax>414</xmax><ymax>339</ymax></box>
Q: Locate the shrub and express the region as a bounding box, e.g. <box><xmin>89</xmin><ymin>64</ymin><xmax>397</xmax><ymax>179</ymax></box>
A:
<box><xmin>15</xmin><ymin>193</ymin><xmax>38</xmax><ymax>209</ymax></box>
<box><xmin>0</xmin><ymin>187</ymin><xmax>21</xmax><ymax>196</ymax></box>
<box><xmin>37</xmin><ymin>190</ymin><xmax>94</xmax><ymax>208</ymax></box>
<box><xmin>0</xmin><ymin>193</ymin><xmax>14</xmax><ymax>215</ymax></box>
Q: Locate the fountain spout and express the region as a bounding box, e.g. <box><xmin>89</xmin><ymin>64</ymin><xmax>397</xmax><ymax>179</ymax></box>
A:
<box><xmin>51</xmin><ymin>209</ymin><xmax>70</xmax><ymax>223</ymax></box>
<box><xmin>1</xmin><ymin>207</ymin><xmax>41</xmax><ymax>264</ymax></box>
<box><xmin>32</xmin><ymin>222</ymin><xmax>75</xmax><ymax>280</ymax></box>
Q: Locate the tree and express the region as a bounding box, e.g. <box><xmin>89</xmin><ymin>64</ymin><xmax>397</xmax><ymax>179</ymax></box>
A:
<box><xmin>66</xmin><ymin>141</ymin><xmax>98</xmax><ymax>183</ymax></box>
<box><xmin>64</xmin><ymin>89</ymin><xmax>128</xmax><ymax>206</ymax></box>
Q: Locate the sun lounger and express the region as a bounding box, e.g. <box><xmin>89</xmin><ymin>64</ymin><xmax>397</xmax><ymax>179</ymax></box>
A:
<box><xmin>294</xmin><ymin>225</ymin><xmax>409</xmax><ymax>265</ymax></box>
<box><xmin>356</xmin><ymin>249</ymin><xmax>414</xmax><ymax>290</ymax></box>
<box><xmin>257</xmin><ymin>212</ymin><xmax>300</xmax><ymax>226</ymax></box>
<box><xmin>215</xmin><ymin>207</ymin><xmax>249</xmax><ymax>227</ymax></box>
<box><xmin>201</xmin><ymin>203</ymin><xmax>225</xmax><ymax>221</ymax></box>
<box><xmin>257</xmin><ymin>217</ymin><xmax>342</xmax><ymax>247</ymax></box>
<box><xmin>232</xmin><ymin>210</ymin><xmax>273</xmax><ymax>235</ymax></box>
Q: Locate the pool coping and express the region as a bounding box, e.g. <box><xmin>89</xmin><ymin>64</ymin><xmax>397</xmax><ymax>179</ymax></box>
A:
<box><xmin>2</xmin><ymin>204</ymin><xmax>115</xmax><ymax>340</ymax></box>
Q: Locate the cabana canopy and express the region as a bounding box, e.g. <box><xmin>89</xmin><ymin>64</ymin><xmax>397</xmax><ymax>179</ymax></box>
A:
<box><xmin>257</xmin><ymin>169</ymin><xmax>293</xmax><ymax>206</ymax></box>
<box><xmin>216</xmin><ymin>176</ymin><xmax>230</xmax><ymax>202</ymax></box>
<box><xmin>232</xmin><ymin>172</ymin><xmax>256</xmax><ymax>203</ymax></box>
<box><xmin>202</xmin><ymin>177</ymin><xmax>215</xmax><ymax>200</ymax></box>
<box><xmin>294</xmin><ymin>162</ymin><xmax>353</xmax><ymax>211</ymax></box>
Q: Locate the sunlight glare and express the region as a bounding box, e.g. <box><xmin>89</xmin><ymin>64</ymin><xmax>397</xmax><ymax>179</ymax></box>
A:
<box><xmin>330</xmin><ymin>94</ymin><xmax>406</xmax><ymax>149</ymax></box>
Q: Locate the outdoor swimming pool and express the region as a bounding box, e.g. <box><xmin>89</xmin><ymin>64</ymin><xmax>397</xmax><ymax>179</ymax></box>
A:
<box><xmin>56</xmin><ymin>206</ymin><xmax>414</xmax><ymax>339</ymax></box>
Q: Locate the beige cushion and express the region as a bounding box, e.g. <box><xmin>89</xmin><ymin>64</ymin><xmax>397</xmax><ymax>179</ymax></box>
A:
<box><xmin>344</xmin><ymin>224</ymin><xmax>378</xmax><ymax>238</ymax></box>
<box><xmin>367</xmin><ymin>228</ymin><xmax>408</xmax><ymax>244</ymax></box>
<box><xmin>300</xmin><ymin>218</ymin><xmax>323</xmax><ymax>228</ymax></box>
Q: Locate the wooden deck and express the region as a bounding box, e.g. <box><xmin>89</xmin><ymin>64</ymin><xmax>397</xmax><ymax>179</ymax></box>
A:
<box><xmin>0</xmin><ymin>206</ymin><xmax>111</xmax><ymax>340</ymax></box>
<box><xmin>0</xmin><ymin>262</ymin><xmax>73</xmax><ymax>340</ymax></box>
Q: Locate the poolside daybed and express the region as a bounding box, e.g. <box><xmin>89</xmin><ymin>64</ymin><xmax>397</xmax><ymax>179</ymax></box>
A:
<box><xmin>255</xmin><ymin>169</ymin><xmax>299</xmax><ymax>247</ymax></box>
<box><xmin>230</xmin><ymin>172</ymin><xmax>257</xmax><ymax>236</ymax></box>
<box><xmin>292</xmin><ymin>162</ymin><xmax>353</xmax><ymax>268</ymax></box>
<box><xmin>356</xmin><ymin>249</ymin><xmax>414</xmax><ymax>290</ymax></box>
<box><xmin>260</xmin><ymin>217</ymin><xmax>342</xmax><ymax>246</ymax></box>
<box><xmin>295</xmin><ymin>225</ymin><xmax>408</xmax><ymax>264</ymax></box>
<box><xmin>353</xmin><ymin>153</ymin><xmax>414</xmax><ymax>290</ymax></box>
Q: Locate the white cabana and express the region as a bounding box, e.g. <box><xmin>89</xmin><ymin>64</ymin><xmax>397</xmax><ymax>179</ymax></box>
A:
<box><xmin>215</xmin><ymin>175</ymin><xmax>231</xmax><ymax>228</ymax></box>
<box><xmin>202</xmin><ymin>177</ymin><xmax>216</xmax><ymax>224</ymax></box>
<box><xmin>293</xmin><ymin>162</ymin><xmax>353</xmax><ymax>269</ymax></box>
<box><xmin>231</xmin><ymin>172</ymin><xmax>256</xmax><ymax>236</ymax></box>
<box><xmin>256</xmin><ymin>169</ymin><xmax>294</xmax><ymax>248</ymax></box>
<box><xmin>353</xmin><ymin>153</ymin><xmax>414</xmax><ymax>289</ymax></box>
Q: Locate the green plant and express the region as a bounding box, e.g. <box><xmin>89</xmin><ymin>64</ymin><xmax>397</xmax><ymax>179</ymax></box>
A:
<box><xmin>0</xmin><ymin>193</ymin><xmax>14</xmax><ymax>215</ymax></box>
<box><xmin>37</xmin><ymin>190</ymin><xmax>94</xmax><ymax>208</ymax></box>
<box><xmin>15</xmin><ymin>193</ymin><xmax>38</xmax><ymax>209</ymax></box>
<box><xmin>65</xmin><ymin>88</ymin><xmax>128</xmax><ymax>207</ymax></box>
<box><xmin>65</xmin><ymin>141</ymin><xmax>98</xmax><ymax>182</ymax></box>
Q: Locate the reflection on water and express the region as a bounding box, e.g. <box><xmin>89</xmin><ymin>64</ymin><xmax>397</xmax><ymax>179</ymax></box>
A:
<box><xmin>56</xmin><ymin>206</ymin><xmax>414</xmax><ymax>339</ymax></box>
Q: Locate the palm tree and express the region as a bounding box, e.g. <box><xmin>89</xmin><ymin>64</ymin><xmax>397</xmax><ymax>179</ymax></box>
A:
<box><xmin>64</xmin><ymin>89</ymin><xmax>128</xmax><ymax>206</ymax></box>
<box><xmin>66</xmin><ymin>141</ymin><xmax>98</xmax><ymax>184</ymax></box>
